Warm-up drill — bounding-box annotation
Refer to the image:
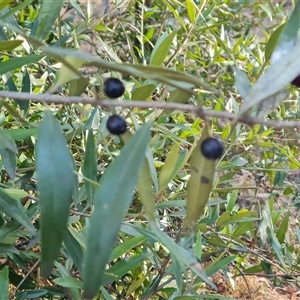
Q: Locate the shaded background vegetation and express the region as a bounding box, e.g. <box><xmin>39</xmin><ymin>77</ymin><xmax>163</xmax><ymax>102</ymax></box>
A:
<box><xmin>1</xmin><ymin>0</ymin><xmax>300</xmax><ymax>299</ymax></box>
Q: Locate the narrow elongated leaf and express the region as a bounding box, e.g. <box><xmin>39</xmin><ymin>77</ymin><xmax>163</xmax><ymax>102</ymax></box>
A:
<box><xmin>0</xmin><ymin>266</ymin><xmax>8</xmax><ymax>300</ymax></box>
<box><xmin>54</xmin><ymin>277</ymin><xmax>83</xmax><ymax>289</ymax></box>
<box><xmin>159</xmin><ymin>144</ymin><xmax>187</xmax><ymax>190</ymax></box>
<box><xmin>109</xmin><ymin>236</ymin><xmax>147</xmax><ymax>261</ymax></box>
<box><xmin>0</xmin><ymin>55</ymin><xmax>44</xmax><ymax>75</ymax></box>
<box><xmin>6</xmin><ymin>128</ymin><xmax>39</xmax><ymax>141</ymax></box>
<box><xmin>63</xmin><ymin>228</ymin><xmax>83</xmax><ymax>272</ymax></box>
<box><xmin>271</xmin><ymin>2</ymin><xmax>300</xmax><ymax>63</ymax></box>
<box><xmin>122</xmin><ymin>131</ymin><xmax>156</xmax><ymax>221</ymax></box>
<box><xmin>18</xmin><ymin>68</ymin><xmax>30</xmax><ymax>114</ymax></box>
<box><xmin>131</xmin><ymin>84</ymin><xmax>156</xmax><ymax>100</ymax></box>
<box><xmin>0</xmin><ymin>0</ymin><xmax>10</xmax><ymax>11</ymax></box>
<box><xmin>54</xmin><ymin>261</ymin><xmax>82</xmax><ymax>300</ymax></box>
<box><xmin>34</xmin><ymin>0</ymin><xmax>64</xmax><ymax>41</ymax></box>
<box><xmin>36</xmin><ymin>111</ymin><xmax>76</xmax><ymax>277</ymax></box>
<box><xmin>0</xmin><ymin>203</ymin><xmax>37</xmax><ymax>241</ymax></box>
<box><xmin>166</xmin><ymin>87</ymin><xmax>192</xmax><ymax>104</ymax></box>
<box><xmin>206</xmin><ymin>255</ymin><xmax>237</xmax><ymax>277</ymax></box>
<box><xmin>171</xmin><ymin>253</ymin><xmax>183</xmax><ymax>295</ymax></box>
<box><xmin>276</xmin><ymin>212</ymin><xmax>289</xmax><ymax>244</ymax></box>
<box><xmin>185</xmin><ymin>127</ymin><xmax>216</xmax><ymax>228</ymax></box>
<box><xmin>69</xmin><ymin>77</ymin><xmax>89</xmax><ymax>96</ymax></box>
<box><xmin>0</xmin><ymin>130</ymin><xmax>16</xmax><ymax>180</ymax></box>
<box><xmin>50</xmin><ymin>56</ymin><xmax>85</xmax><ymax>92</ymax></box>
<box><xmin>0</xmin><ymin>189</ymin><xmax>35</xmax><ymax>235</ymax></box>
<box><xmin>150</xmin><ymin>31</ymin><xmax>177</xmax><ymax>66</ymax></box>
<box><xmin>39</xmin><ymin>46</ymin><xmax>217</xmax><ymax>95</ymax></box>
<box><xmin>265</xmin><ymin>23</ymin><xmax>285</xmax><ymax>62</ymax></box>
<box><xmin>238</xmin><ymin>3</ymin><xmax>300</xmax><ymax>116</ymax></box>
<box><xmin>150</xmin><ymin>221</ymin><xmax>216</xmax><ymax>289</ymax></box>
<box><xmin>0</xmin><ymin>127</ymin><xmax>17</xmax><ymax>152</ymax></box>
<box><xmin>102</xmin><ymin>253</ymin><xmax>152</xmax><ymax>285</ymax></box>
<box><xmin>82</xmin><ymin>129</ymin><xmax>97</xmax><ymax>203</ymax></box>
<box><xmin>0</xmin><ymin>40</ymin><xmax>22</xmax><ymax>51</ymax></box>
<box><xmin>186</xmin><ymin>0</ymin><xmax>196</xmax><ymax>23</ymax></box>
<box><xmin>83</xmin><ymin>122</ymin><xmax>152</xmax><ymax>299</ymax></box>
<box><xmin>232</xmin><ymin>66</ymin><xmax>251</xmax><ymax>100</ymax></box>
<box><xmin>160</xmin><ymin>144</ymin><xmax>180</xmax><ymax>189</ymax></box>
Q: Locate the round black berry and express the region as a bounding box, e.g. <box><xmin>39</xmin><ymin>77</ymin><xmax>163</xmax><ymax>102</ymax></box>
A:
<box><xmin>104</xmin><ymin>78</ymin><xmax>125</xmax><ymax>98</ymax></box>
<box><xmin>291</xmin><ymin>74</ymin><xmax>300</xmax><ymax>87</ymax></box>
<box><xmin>106</xmin><ymin>115</ymin><xmax>127</xmax><ymax>135</ymax></box>
<box><xmin>200</xmin><ymin>137</ymin><xmax>224</xmax><ymax>160</ymax></box>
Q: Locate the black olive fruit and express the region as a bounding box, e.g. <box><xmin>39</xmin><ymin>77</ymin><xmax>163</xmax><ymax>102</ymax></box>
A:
<box><xmin>201</xmin><ymin>137</ymin><xmax>224</xmax><ymax>160</ymax></box>
<box><xmin>104</xmin><ymin>77</ymin><xmax>125</xmax><ymax>98</ymax></box>
<box><xmin>106</xmin><ymin>115</ymin><xmax>127</xmax><ymax>135</ymax></box>
<box><xmin>291</xmin><ymin>74</ymin><xmax>300</xmax><ymax>87</ymax></box>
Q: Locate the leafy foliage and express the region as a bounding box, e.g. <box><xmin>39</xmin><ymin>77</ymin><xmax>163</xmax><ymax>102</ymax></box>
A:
<box><xmin>0</xmin><ymin>1</ymin><xmax>300</xmax><ymax>299</ymax></box>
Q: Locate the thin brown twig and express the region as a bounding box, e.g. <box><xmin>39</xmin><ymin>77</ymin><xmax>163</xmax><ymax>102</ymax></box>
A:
<box><xmin>1</xmin><ymin>91</ymin><xmax>300</xmax><ymax>129</ymax></box>
<box><xmin>9</xmin><ymin>259</ymin><xmax>40</xmax><ymax>299</ymax></box>
<box><xmin>231</xmin><ymin>263</ymin><xmax>253</xmax><ymax>300</ymax></box>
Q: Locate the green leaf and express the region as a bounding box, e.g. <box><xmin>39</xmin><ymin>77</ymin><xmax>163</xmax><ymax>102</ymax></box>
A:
<box><xmin>206</xmin><ymin>255</ymin><xmax>237</xmax><ymax>277</ymax></box>
<box><xmin>150</xmin><ymin>221</ymin><xmax>216</xmax><ymax>289</ymax></box>
<box><xmin>36</xmin><ymin>111</ymin><xmax>76</xmax><ymax>277</ymax></box>
<box><xmin>162</xmin><ymin>0</ymin><xmax>187</xmax><ymax>31</ymax></box>
<box><xmin>0</xmin><ymin>266</ymin><xmax>8</xmax><ymax>300</ymax></box>
<box><xmin>276</xmin><ymin>212</ymin><xmax>289</xmax><ymax>243</ymax></box>
<box><xmin>166</xmin><ymin>87</ymin><xmax>192</xmax><ymax>104</ymax></box>
<box><xmin>195</xmin><ymin>231</ymin><xmax>203</xmax><ymax>260</ymax></box>
<box><xmin>232</xmin><ymin>66</ymin><xmax>251</xmax><ymax>100</ymax></box>
<box><xmin>15</xmin><ymin>290</ymin><xmax>48</xmax><ymax>299</ymax></box>
<box><xmin>0</xmin><ymin>0</ymin><xmax>10</xmax><ymax>11</ymax></box>
<box><xmin>63</xmin><ymin>228</ymin><xmax>83</xmax><ymax>272</ymax></box>
<box><xmin>185</xmin><ymin>127</ymin><xmax>217</xmax><ymax>227</ymax></box>
<box><xmin>0</xmin><ymin>189</ymin><xmax>35</xmax><ymax>235</ymax></box>
<box><xmin>122</xmin><ymin>131</ymin><xmax>156</xmax><ymax>221</ymax></box>
<box><xmin>265</xmin><ymin>23</ymin><xmax>285</xmax><ymax>62</ymax></box>
<box><xmin>0</xmin><ymin>128</ymin><xmax>17</xmax><ymax>153</ymax></box>
<box><xmin>232</xmin><ymin>221</ymin><xmax>255</xmax><ymax>237</ymax></box>
<box><xmin>270</xmin><ymin>231</ymin><xmax>286</xmax><ymax>268</ymax></box>
<box><xmin>82</xmin><ymin>129</ymin><xmax>97</xmax><ymax>203</ymax></box>
<box><xmin>0</xmin><ymin>128</ymin><xmax>17</xmax><ymax>180</ymax></box>
<box><xmin>159</xmin><ymin>143</ymin><xmax>180</xmax><ymax>189</ymax></box>
<box><xmin>103</xmin><ymin>253</ymin><xmax>152</xmax><ymax>285</ymax></box>
<box><xmin>0</xmin><ymin>55</ymin><xmax>44</xmax><ymax>76</ymax></box>
<box><xmin>6</xmin><ymin>128</ymin><xmax>39</xmax><ymax>141</ymax></box>
<box><xmin>40</xmin><ymin>46</ymin><xmax>218</xmax><ymax>95</ymax></box>
<box><xmin>131</xmin><ymin>84</ymin><xmax>156</xmax><ymax>100</ymax></box>
<box><xmin>109</xmin><ymin>236</ymin><xmax>147</xmax><ymax>261</ymax></box>
<box><xmin>271</xmin><ymin>2</ymin><xmax>300</xmax><ymax>63</ymax></box>
<box><xmin>0</xmin><ymin>203</ymin><xmax>37</xmax><ymax>241</ymax></box>
<box><xmin>238</xmin><ymin>2</ymin><xmax>300</xmax><ymax>117</ymax></box>
<box><xmin>18</xmin><ymin>68</ymin><xmax>30</xmax><ymax>114</ymax></box>
<box><xmin>34</xmin><ymin>0</ymin><xmax>64</xmax><ymax>41</ymax></box>
<box><xmin>186</xmin><ymin>0</ymin><xmax>196</xmax><ymax>23</ymax></box>
<box><xmin>69</xmin><ymin>77</ymin><xmax>89</xmax><ymax>96</ymax></box>
<box><xmin>50</xmin><ymin>56</ymin><xmax>85</xmax><ymax>92</ymax></box>
<box><xmin>216</xmin><ymin>211</ymin><xmax>231</xmax><ymax>227</ymax></box>
<box><xmin>0</xmin><ymin>40</ymin><xmax>22</xmax><ymax>51</ymax></box>
<box><xmin>54</xmin><ymin>261</ymin><xmax>82</xmax><ymax>300</ymax></box>
<box><xmin>150</xmin><ymin>31</ymin><xmax>177</xmax><ymax>66</ymax></box>
<box><xmin>159</xmin><ymin>144</ymin><xmax>188</xmax><ymax>191</ymax></box>
<box><xmin>171</xmin><ymin>253</ymin><xmax>182</xmax><ymax>295</ymax></box>
<box><xmin>53</xmin><ymin>276</ymin><xmax>83</xmax><ymax>289</ymax></box>
<box><xmin>0</xmin><ymin>188</ymin><xmax>28</xmax><ymax>199</ymax></box>
<box><xmin>83</xmin><ymin>122</ymin><xmax>152</xmax><ymax>299</ymax></box>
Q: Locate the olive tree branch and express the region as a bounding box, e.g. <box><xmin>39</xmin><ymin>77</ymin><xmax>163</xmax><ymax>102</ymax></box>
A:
<box><xmin>0</xmin><ymin>91</ymin><xmax>299</xmax><ymax>129</ymax></box>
